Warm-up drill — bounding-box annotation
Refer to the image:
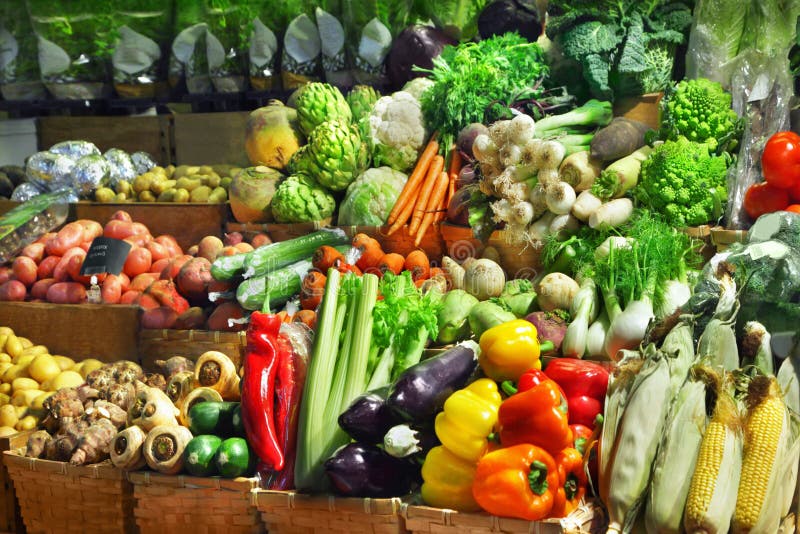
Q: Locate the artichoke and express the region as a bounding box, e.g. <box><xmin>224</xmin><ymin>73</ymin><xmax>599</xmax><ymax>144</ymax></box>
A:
<box><xmin>347</xmin><ymin>85</ymin><xmax>380</xmax><ymax>124</ymax></box>
<box><xmin>295</xmin><ymin>83</ymin><xmax>352</xmax><ymax>136</ymax></box>
<box><xmin>271</xmin><ymin>173</ymin><xmax>336</xmax><ymax>223</ymax></box>
<box><xmin>297</xmin><ymin>120</ymin><xmax>369</xmax><ymax>192</ymax></box>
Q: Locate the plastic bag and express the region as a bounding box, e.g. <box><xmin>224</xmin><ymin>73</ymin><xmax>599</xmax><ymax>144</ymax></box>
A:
<box><xmin>316</xmin><ymin>0</ymin><xmax>351</xmax><ymax>87</ymax></box>
<box><xmin>169</xmin><ymin>0</ymin><xmax>210</xmax><ymax>94</ymax></box>
<box><xmin>685</xmin><ymin>0</ymin><xmax>746</xmax><ymax>87</ymax></box>
<box><xmin>205</xmin><ymin>0</ymin><xmax>261</xmax><ymax>93</ymax></box>
<box><xmin>248</xmin><ymin>0</ymin><xmax>289</xmax><ymax>91</ymax></box>
<box><xmin>280</xmin><ymin>1</ymin><xmax>321</xmax><ymax>89</ymax></box>
<box><xmin>112</xmin><ymin>0</ymin><xmax>173</xmax><ymax>98</ymax></box>
<box><xmin>0</xmin><ymin>189</ymin><xmax>71</xmax><ymax>264</ymax></box>
<box><xmin>0</xmin><ymin>0</ymin><xmax>46</xmax><ymax>100</ymax></box>
<box><xmin>27</xmin><ymin>0</ymin><xmax>114</xmax><ymax>99</ymax></box>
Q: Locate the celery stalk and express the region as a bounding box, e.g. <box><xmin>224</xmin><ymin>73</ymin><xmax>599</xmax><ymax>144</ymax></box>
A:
<box><xmin>341</xmin><ymin>274</ymin><xmax>379</xmax><ymax>410</ymax></box>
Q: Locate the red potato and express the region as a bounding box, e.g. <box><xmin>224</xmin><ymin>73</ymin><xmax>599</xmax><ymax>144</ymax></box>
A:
<box><xmin>52</xmin><ymin>247</ymin><xmax>85</xmax><ymax>281</ymax></box>
<box><xmin>120</xmin><ymin>290</ymin><xmax>142</xmax><ymax>305</ymax></box>
<box><xmin>207</xmin><ymin>279</ymin><xmax>233</xmax><ymax>296</ymax></box>
<box><xmin>150</xmin><ymin>258</ymin><xmax>171</xmax><ymax>275</ymax></box>
<box><xmin>0</xmin><ymin>267</ymin><xmax>11</xmax><ymax>284</ymax></box>
<box><xmin>173</xmin><ymin>307</ymin><xmax>207</xmax><ymax>330</ymax></box>
<box><xmin>206</xmin><ymin>301</ymin><xmax>246</xmax><ymax>332</ymax></box>
<box><xmin>123</xmin><ymin>247</ymin><xmax>152</xmax><ymax>278</ymax></box>
<box><xmin>160</xmin><ymin>255</ymin><xmax>192</xmax><ymax>281</ymax></box>
<box><xmin>154</xmin><ymin>235</ymin><xmax>182</xmax><ymax>257</ymax></box>
<box><xmin>31</xmin><ymin>278</ymin><xmax>58</xmax><ymax>300</ymax></box>
<box><xmin>46</xmin><ymin>282</ymin><xmax>86</xmax><ymax>304</ymax></box>
<box><xmin>146</xmin><ymin>279</ymin><xmax>190</xmax><ymax>315</ymax></box>
<box><xmin>234</xmin><ymin>243</ymin><xmax>254</xmax><ymax>254</ymax></box>
<box><xmin>74</xmin><ymin>219</ymin><xmax>103</xmax><ymax>243</ymax></box>
<box><xmin>139</xmin><ymin>293</ymin><xmax>160</xmax><ymax>311</ymax></box>
<box><xmin>224</xmin><ymin>232</ymin><xmax>244</xmax><ymax>246</ymax></box>
<box><xmin>197</xmin><ymin>236</ymin><xmax>224</xmax><ymax>262</ymax></box>
<box><xmin>36</xmin><ymin>256</ymin><xmax>61</xmax><ymax>280</ymax></box>
<box><xmin>130</xmin><ymin>273</ymin><xmax>159</xmax><ymax>292</ymax></box>
<box><xmin>176</xmin><ymin>257</ymin><xmax>213</xmax><ymax>304</ymax></box>
<box><xmin>12</xmin><ymin>257</ymin><xmax>38</xmax><ymax>287</ymax></box>
<box><xmin>117</xmin><ymin>273</ymin><xmax>131</xmax><ymax>292</ymax></box>
<box><xmin>101</xmin><ymin>276</ymin><xmax>122</xmax><ymax>304</ymax></box>
<box><xmin>36</xmin><ymin>232</ymin><xmax>57</xmax><ymax>245</ymax></box>
<box><xmin>79</xmin><ymin>241</ymin><xmax>92</xmax><ymax>252</ymax></box>
<box><xmin>250</xmin><ymin>233</ymin><xmax>271</xmax><ymax>248</ymax></box>
<box><xmin>21</xmin><ymin>242</ymin><xmax>45</xmax><ymax>263</ymax></box>
<box><xmin>46</xmin><ymin>222</ymin><xmax>85</xmax><ymax>257</ymax></box>
<box><xmin>141</xmin><ymin>306</ymin><xmax>178</xmax><ymax>329</ymax></box>
<box><xmin>65</xmin><ymin>253</ymin><xmax>102</xmax><ymax>285</ymax></box>
<box><xmin>110</xmin><ymin>210</ymin><xmax>132</xmax><ymax>222</ymax></box>
<box><xmin>0</xmin><ymin>280</ymin><xmax>26</xmax><ymax>301</ymax></box>
<box><xmin>146</xmin><ymin>240</ymin><xmax>171</xmax><ymax>263</ymax></box>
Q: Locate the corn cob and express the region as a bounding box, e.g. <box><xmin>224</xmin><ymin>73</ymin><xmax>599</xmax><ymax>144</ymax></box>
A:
<box><xmin>684</xmin><ymin>369</ymin><xmax>742</xmax><ymax>534</ymax></box>
<box><xmin>604</xmin><ymin>348</ymin><xmax>672</xmax><ymax>534</ymax></box>
<box><xmin>732</xmin><ymin>375</ymin><xmax>791</xmax><ymax>534</ymax></box>
<box><xmin>695</xmin><ymin>274</ymin><xmax>739</xmax><ymax>372</ymax></box>
<box><xmin>740</xmin><ymin>322</ymin><xmax>773</xmax><ymax>375</ymax></box>
<box><xmin>777</xmin><ymin>356</ymin><xmax>800</xmax><ymax>523</ymax></box>
<box><xmin>660</xmin><ymin>319</ymin><xmax>696</xmax><ymax>398</ymax></box>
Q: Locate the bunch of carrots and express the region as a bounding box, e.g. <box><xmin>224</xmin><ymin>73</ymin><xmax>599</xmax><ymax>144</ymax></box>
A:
<box><xmin>386</xmin><ymin>133</ymin><xmax>462</xmax><ymax>246</ymax></box>
<box><xmin>299</xmin><ymin>233</ymin><xmax>443</xmax><ymax>311</ymax></box>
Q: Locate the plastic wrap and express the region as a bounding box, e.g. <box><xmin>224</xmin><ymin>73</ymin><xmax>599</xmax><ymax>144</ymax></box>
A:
<box><xmin>27</xmin><ymin>0</ymin><xmax>114</xmax><ymax>99</ymax></box>
<box><xmin>111</xmin><ymin>0</ymin><xmax>174</xmax><ymax>98</ymax></box>
<box><xmin>169</xmin><ymin>0</ymin><xmax>210</xmax><ymax>94</ymax></box>
<box><xmin>205</xmin><ymin>1</ymin><xmax>260</xmax><ymax>93</ymax></box>
<box><xmin>0</xmin><ymin>190</ymin><xmax>70</xmax><ymax>264</ymax></box>
<box><xmin>280</xmin><ymin>1</ymin><xmax>321</xmax><ymax>89</ymax></box>
<box><xmin>0</xmin><ymin>0</ymin><xmax>46</xmax><ymax>100</ymax></box>
<box><xmin>684</xmin><ymin>0</ymin><xmax>746</xmax><ymax>87</ymax></box>
<box><xmin>248</xmin><ymin>1</ymin><xmax>288</xmax><ymax>91</ymax></box>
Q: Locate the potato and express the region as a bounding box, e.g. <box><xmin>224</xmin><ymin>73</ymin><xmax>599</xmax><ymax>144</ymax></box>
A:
<box><xmin>0</xmin><ymin>427</ymin><xmax>16</xmax><ymax>438</ymax></box>
<box><xmin>157</xmin><ymin>190</ymin><xmax>176</xmax><ymax>202</ymax></box>
<box><xmin>29</xmin><ymin>354</ymin><xmax>61</xmax><ymax>383</ymax></box>
<box><xmin>17</xmin><ymin>337</ymin><xmax>32</xmax><ymax>349</ymax></box>
<box><xmin>208</xmin><ymin>186</ymin><xmax>227</xmax><ymax>203</ymax></box>
<box><xmin>173</xmin><ymin>188</ymin><xmax>190</xmax><ymax>203</ymax></box>
<box><xmin>5</xmin><ymin>335</ymin><xmax>22</xmax><ymax>359</ymax></box>
<box><xmin>16</xmin><ymin>415</ymin><xmax>37</xmax><ymax>431</ymax></box>
<box><xmin>116</xmin><ymin>180</ymin><xmax>132</xmax><ymax>196</ymax></box>
<box><xmin>0</xmin><ymin>328</ymin><xmax>11</xmax><ymax>337</ymax></box>
<box><xmin>95</xmin><ymin>187</ymin><xmax>116</xmax><ymax>202</ymax></box>
<box><xmin>115</xmin><ymin>192</ymin><xmax>129</xmax><ymax>202</ymax></box>
<box><xmin>139</xmin><ymin>190</ymin><xmax>156</xmax><ymax>202</ymax></box>
<box><xmin>31</xmin><ymin>278</ymin><xmax>58</xmax><ymax>300</ymax></box>
<box><xmin>77</xmin><ymin>358</ymin><xmax>104</xmax><ymax>378</ymax></box>
<box><xmin>0</xmin><ymin>354</ymin><xmax>10</xmax><ymax>363</ymax></box>
<box><xmin>51</xmin><ymin>371</ymin><xmax>84</xmax><ymax>390</ymax></box>
<box><xmin>141</xmin><ymin>306</ymin><xmax>178</xmax><ymax>330</ymax></box>
<box><xmin>13</xmin><ymin>406</ymin><xmax>26</xmax><ymax>417</ymax></box>
<box><xmin>22</xmin><ymin>345</ymin><xmax>49</xmax><ymax>357</ymax></box>
<box><xmin>21</xmin><ymin>242</ymin><xmax>45</xmax><ymax>263</ymax></box>
<box><xmin>133</xmin><ymin>173</ymin><xmax>154</xmax><ymax>193</ymax></box>
<box><xmin>30</xmin><ymin>391</ymin><xmax>52</xmax><ymax>411</ymax></box>
<box><xmin>12</xmin><ymin>377</ymin><xmax>39</xmax><ymax>392</ymax></box>
<box><xmin>12</xmin><ymin>256</ymin><xmax>37</xmax><ymax>288</ymax></box>
<box><xmin>173</xmin><ymin>307</ymin><xmax>207</xmax><ymax>330</ymax></box>
<box><xmin>176</xmin><ymin>257</ymin><xmax>212</xmax><ymax>304</ymax></box>
<box><xmin>152</xmin><ymin>179</ymin><xmax>177</xmax><ymax>196</ymax></box>
<box><xmin>206</xmin><ymin>302</ymin><xmax>246</xmax><ymax>332</ymax></box>
<box><xmin>52</xmin><ymin>356</ymin><xmax>75</xmax><ymax>371</ymax></box>
<box><xmin>0</xmin><ymin>405</ymin><xmax>17</xmax><ymax>428</ymax></box>
<box><xmin>234</xmin><ymin>242</ymin><xmax>254</xmax><ymax>254</ymax></box>
<box><xmin>0</xmin><ymin>383</ymin><xmax>10</xmax><ymax>395</ymax></box>
<box><xmin>206</xmin><ymin>174</ymin><xmax>221</xmax><ymax>189</ymax></box>
<box><xmin>197</xmin><ymin>236</ymin><xmax>224</xmax><ymax>262</ymax></box>
<box><xmin>176</xmin><ymin>177</ymin><xmax>202</xmax><ymax>192</ymax></box>
<box><xmin>0</xmin><ymin>363</ymin><xmax>11</xmax><ymax>377</ymax></box>
<box><xmin>165</xmin><ymin>164</ymin><xmax>176</xmax><ymax>177</ymax></box>
<box><xmin>190</xmin><ymin>186</ymin><xmax>212</xmax><ymax>203</ymax></box>
<box><xmin>0</xmin><ymin>335</ymin><xmax>6</xmax><ymax>351</ymax></box>
<box><xmin>46</xmin><ymin>282</ymin><xmax>87</xmax><ymax>304</ymax></box>
<box><xmin>15</xmin><ymin>355</ymin><xmax>35</xmax><ymax>368</ymax></box>
<box><xmin>12</xmin><ymin>389</ymin><xmax>40</xmax><ymax>407</ymax></box>
<box><xmin>172</xmin><ymin>165</ymin><xmax>190</xmax><ymax>179</ymax></box>
<box><xmin>46</xmin><ymin>222</ymin><xmax>85</xmax><ymax>256</ymax></box>
<box><xmin>0</xmin><ymin>280</ymin><xmax>26</xmax><ymax>302</ymax></box>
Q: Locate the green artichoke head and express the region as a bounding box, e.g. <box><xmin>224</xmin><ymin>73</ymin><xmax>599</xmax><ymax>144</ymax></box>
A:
<box><xmin>346</xmin><ymin>85</ymin><xmax>380</xmax><ymax>123</ymax></box>
<box><xmin>271</xmin><ymin>173</ymin><xmax>336</xmax><ymax>223</ymax></box>
<box><xmin>304</xmin><ymin>119</ymin><xmax>369</xmax><ymax>192</ymax></box>
<box><xmin>295</xmin><ymin>82</ymin><xmax>352</xmax><ymax>136</ymax></box>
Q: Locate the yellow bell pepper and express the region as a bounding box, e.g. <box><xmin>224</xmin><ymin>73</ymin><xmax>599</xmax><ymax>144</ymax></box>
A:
<box><xmin>479</xmin><ymin>319</ymin><xmax>548</xmax><ymax>382</ymax></box>
<box><xmin>421</xmin><ymin>379</ymin><xmax>502</xmax><ymax>511</ymax></box>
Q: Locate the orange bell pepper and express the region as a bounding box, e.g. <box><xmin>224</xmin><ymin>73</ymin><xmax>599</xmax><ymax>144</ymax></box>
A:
<box><xmin>551</xmin><ymin>447</ymin><xmax>588</xmax><ymax>518</ymax></box>
<box><xmin>472</xmin><ymin>444</ymin><xmax>559</xmax><ymax>521</ymax></box>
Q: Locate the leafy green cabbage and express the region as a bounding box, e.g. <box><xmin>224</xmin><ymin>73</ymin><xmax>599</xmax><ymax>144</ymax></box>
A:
<box><xmin>337</xmin><ymin>166</ymin><xmax>408</xmax><ymax>226</ymax></box>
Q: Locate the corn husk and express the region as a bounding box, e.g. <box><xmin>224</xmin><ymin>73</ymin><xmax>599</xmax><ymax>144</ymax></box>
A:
<box><xmin>696</xmin><ymin>274</ymin><xmax>739</xmax><ymax>371</ymax></box>
<box><xmin>777</xmin><ymin>355</ymin><xmax>800</xmax><ymax>522</ymax></box>
<box><xmin>194</xmin><ymin>350</ymin><xmax>240</xmax><ymax>400</ymax></box>
<box><xmin>684</xmin><ymin>370</ymin><xmax>742</xmax><ymax>534</ymax></box>
<box><xmin>661</xmin><ymin>318</ymin><xmax>696</xmax><ymax>398</ymax></box>
<box><xmin>645</xmin><ymin>367</ymin><xmax>708</xmax><ymax>534</ymax></box>
<box><xmin>741</xmin><ymin>321</ymin><xmax>774</xmax><ymax>375</ymax></box>
<box><xmin>604</xmin><ymin>347</ymin><xmax>672</xmax><ymax>533</ymax></box>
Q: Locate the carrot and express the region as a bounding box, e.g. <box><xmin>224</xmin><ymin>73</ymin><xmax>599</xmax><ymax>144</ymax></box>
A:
<box><xmin>404</xmin><ymin>250</ymin><xmax>431</xmax><ymax>281</ymax></box>
<box><xmin>300</xmin><ymin>271</ymin><xmax>327</xmax><ymax>310</ymax></box>
<box><xmin>352</xmin><ymin>233</ymin><xmax>384</xmax><ymax>271</ymax></box>
<box><xmin>408</xmin><ymin>155</ymin><xmax>445</xmax><ymax>236</ymax></box>
<box><xmin>447</xmin><ymin>149</ymin><xmax>462</xmax><ymax>205</ymax></box>
<box><xmin>292</xmin><ymin>309</ymin><xmax>317</xmax><ymax>330</ymax></box>
<box><xmin>387</xmin><ymin>134</ymin><xmax>440</xmax><ymax>225</ymax></box>
<box><xmin>415</xmin><ymin>171</ymin><xmax>450</xmax><ymax>246</ymax></box>
<box><xmin>377</xmin><ymin>253</ymin><xmax>405</xmax><ymax>276</ymax></box>
<box><xmin>312</xmin><ymin>245</ymin><xmax>345</xmax><ymax>272</ymax></box>
<box><xmin>386</xmin><ymin>180</ymin><xmax>422</xmax><ymax>236</ymax></box>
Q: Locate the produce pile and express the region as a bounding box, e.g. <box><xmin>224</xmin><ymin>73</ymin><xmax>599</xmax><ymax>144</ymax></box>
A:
<box><xmin>92</xmin><ymin>164</ymin><xmax>239</xmax><ymax>204</ymax></box>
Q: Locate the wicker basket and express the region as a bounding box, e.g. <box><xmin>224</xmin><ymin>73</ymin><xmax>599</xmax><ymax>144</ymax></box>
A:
<box><xmin>0</xmin><ymin>433</ymin><xmax>29</xmax><ymax>533</ymax></box>
<box><xmin>128</xmin><ymin>471</ymin><xmax>262</xmax><ymax>534</ymax></box>
<box><xmin>138</xmin><ymin>329</ymin><xmax>246</xmax><ymax>372</ymax></box>
<box><xmin>402</xmin><ymin>501</ymin><xmax>607</xmax><ymax>534</ymax></box>
<box><xmin>256</xmin><ymin>490</ymin><xmax>408</xmax><ymax>534</ymax></box>
<box><xmin>3</xmin><ymin>450</ymin><xmax>135</xmax><ymax>533</ymax></box>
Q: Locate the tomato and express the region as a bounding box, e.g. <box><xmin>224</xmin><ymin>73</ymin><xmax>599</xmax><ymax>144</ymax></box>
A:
<box><xmin>785</xmin><ymin>204</ymin><xmax>800</xmax><ymax>214</ymax></box>
<box><xmin>744</xmin><ymin>182</ymin><xmax>790</xmax><ymax>220</ymax></box>
<box><xmin>761</xmin><ymin>131</ymin><xmax>800</xmax><ymax>190</ymax></box>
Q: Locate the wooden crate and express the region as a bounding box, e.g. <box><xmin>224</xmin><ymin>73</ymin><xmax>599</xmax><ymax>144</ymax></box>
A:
<box><xmin>402</xmin><ymin>501</ymin><xmax>607</xmax><ymax>534</ymax></box>
<box><xmin>0</xmin><ymin>302</ymin><xmax>140</xmax><ymax>363</ymax></box>
<box><xmin>4</xmin><ymin>450</ymin><xmax>136</xmax><ymax>534</ymax></box>
<box><xmin>74</xmin><ymin>202</ymin><xmax>228</xmax><ymax>251</ymax></box>
<box><xmin>440</xmin><ymin>223</ymin><xmax>543</xmax><ymax>279</ymax></box>
<box><xmin>0</xmin><ymin>433</ymin><xmax>29</xmax><ymax>534</ymax></box>
<box><xmin>172</xmin><ymin>112</ymin><xmax>250</xmax><ymax>167</ymax></box>
<box><xmin>128</xmin><ymin>471</ymin><xmax>262</xmax><ymax>534</ymax></box>
<box><xmin>139</xmin><ymin>329</ymin><xmax>246</xmax><ymax>373</ymax></box>
<box><xmin>256</xmin><ymin>490</ymin><xmax>407</xmax><ymax>534</ymax></box>
<box><xmin>37</xmin><ymin>115</ymin><xmax>172</xmax><ymax>165</ymax></box>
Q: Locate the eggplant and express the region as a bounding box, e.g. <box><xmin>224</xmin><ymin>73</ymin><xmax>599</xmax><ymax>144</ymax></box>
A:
<box><xmin>324</xmin><ymin>443</ymin><xmax>414</xmax><ymax>498</ymax></box>
<box><xmin>337</xmin><ymin>387</ymin><xmax>398</xmax><ymax>444</ymax></box>
<box><xmin>387</xmin><ymin>342</ymin><xmax>479</xmax><ymax>423</ymax></box>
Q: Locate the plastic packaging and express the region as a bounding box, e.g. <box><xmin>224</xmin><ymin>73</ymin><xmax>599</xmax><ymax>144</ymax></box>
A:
<box><xmin>248</xmin><ymin>1</ymin><xmax>286</xmax><ymax>91</ymax></box>
<box><xmin>280</xmin><ymin>1</ymin><xmax>321</xmax><ymax>89</ymax></box>
<box><xmin>315</xmin><ymin>0</ymin><xmax>351</xmax><ymax>87</ymax></box>
<box><xmin>684</xmin><ymin>0</ymin><xmax>746</xmax><ymax>88</ymax></box>
<box><xmin>169</xmin><ymin>0</ymin><xmax>210</xmax><ymax>94</ymax></box>
<box><xmin>205</xmin><ymin>1</ymin><xmax>260</xmax><ymax>93</ymax></box>
<box><xmin>0</xmin><ymin>0</ymin><xmax>46</xmax><ymax>100</ymax></box>
<box><xmin>0</xmin><ymin>189</ymin><xmax>70</xmax><ymax>264</ymax></box>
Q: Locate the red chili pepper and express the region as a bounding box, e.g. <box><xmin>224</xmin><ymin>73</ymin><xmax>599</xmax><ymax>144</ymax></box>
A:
<box><xmin>242</xmin><ymin>312</ymin><xmax>285</xmax><ymax>470</ymax></box>
<box><xmin>762</xmin><ymin>131</ymin><xmax>800</xmax><ymax>190</ymax></box>
<box><xmin>543</xmin><ymin>359</ymin><xmax>609</xmax><ymax>428</ymax></box>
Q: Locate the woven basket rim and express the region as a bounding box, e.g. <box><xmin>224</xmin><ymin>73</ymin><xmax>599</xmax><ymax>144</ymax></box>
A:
<box><xmin>138</xmin><ymin>328</ymin><xmax>246</xmax><ymax>343</ymax></box>
<box><xmin>127</xmin><ymin>470</ymin><xmax>260</xmax><ymax>491</ymax></box>
<box><xmin>255</xmin><ymin>489</ymin><xmax>405</xmax><ymax>515</ymax></box>
<box><xmin>3</xmin><ymin>449</ymin><xmax>124</xmax><ymax>479</ymax></box>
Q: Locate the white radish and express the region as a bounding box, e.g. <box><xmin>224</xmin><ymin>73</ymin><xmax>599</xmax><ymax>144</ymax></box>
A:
<box><xmin>589</xmin><ymin>198</ymin><xmax>634</xmax><ymax>229</ymax></box>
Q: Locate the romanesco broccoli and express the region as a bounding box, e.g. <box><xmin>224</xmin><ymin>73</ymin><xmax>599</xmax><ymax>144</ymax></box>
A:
<box><xmin>658</xmin><ymin>78</ymin><xmax>742</xmax><ymax>152</ymax></box>
<box><xmin>636</xmin><ymin>137</ymin><xmax>729</xmax><ymax>226</ymax></box>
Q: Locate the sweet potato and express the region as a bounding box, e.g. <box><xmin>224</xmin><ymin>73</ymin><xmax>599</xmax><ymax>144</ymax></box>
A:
<box><xmin>123</xmin><ymin>247</ymin><xmax>152</xmax><ymax>278</ymax></box>
<box><xmin>31</xmin><ymin>278</ymin><xmax>58</xmax><ymax>300</ymax></box>
<box><xmin>173</xmin><ymin>307</ymin><xmax>207</xmax><ymax>330</ymax></box>
<box><xmin>234</xmin><ymin>243</ymin><xmax>254</xmax><ymax>254</ymax></box>
<box><xmin>176</xmin><ymin>257</ymin><xmax>212</xmax><ymax>304</ymax></box>
<box><xmin>206</xmin><ymin>301</ymin><xmax>246</xmax><ymax>332</ymax></box>
<box><xmin>150</xmin><ymin>258</ymin><xmax>171</xmax><ymax>275</ymax></box>
<box><xmin>250</xmin><ymin>233</ymin><xmax>271</xmax><ymax>248</ymax></box>
<box><xmin>36</xmin><ymin>256</ymin><xmax>61</xmax><ymax>280</ymax></box>
<box><xmin>74</xmin><ymin>219</ymin><xmax>103</xmax><ymax>243</ymax></box>
<box><xmin>110</xmin><ymin>210</ymin><xmax>132</xmax><ymax>222</ymax></box>
<box><xmin>101</xmin><ymin>276</ymin><xmax>123</xmax><ymax>304</ymax></box>
<box><xmin>0</xmin><ymin>267</ymin><xmax>11</xmax><ymax>284</ymax></box>
<box><xmin>0</xmin><ymin>280</ymin><xmax>26</xmax><ymax>301</ymax></box>
<box><xmin>46</xmin><ymin>223</ymin><xmax>85</xmax><ymax>257</ymax></box>
<box><xmin>12</xmin><ymin>257</ymin><xmax>37</xmax><ymax>287</ymax></box>
<box><xmin>21</xmin><ymin>242</ymin><xmax>45</xmax><ymax>264</ymax></box>
<box><xmin>130</xmin><ymin>273</ymin><xmax>158</xmax><ymax>292</ymax></box>
<box><xmin>146</xmin><ymin>280</ymin><xmax>190</xmax><ymax>315</ymax></box>
<box><xmin>141</xmin><ymin>307</ymin><xmax>178</xmax><ymax>329</ymax></box>
<box><xmin>120</xmin><ymin>290</ymin><xmax>142</xmax><ymax>305</ymax></box>
<box><xmin>154</xmin><ymin>235</ymin><xmax>182</xmax><ymax>257</ymax></box>
<box><xmin>146</xmin><ymin>241</ymin><xmax>170</xmax><ymax>262</ymax></box>
<box><xmin>160</xmin><ymin>255</ymin><xmax>192</xmax><ymax>281</ymax></box>
<box><xmin>138</xmin><ymin>293</ymin><xmax>160</xmax><ymax>311</ymax></box>
<box><xmin>46</xmin><ymin>282</ymin><xmax>86</xmax><ymax>304</ymax></box>
<box><xmin>197</xmin><ymin>236</ymin><xmax>224</xmax><ymax>262</ymax></box>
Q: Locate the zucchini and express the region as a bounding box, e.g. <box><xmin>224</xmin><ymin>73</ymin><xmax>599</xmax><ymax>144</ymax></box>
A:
<box><xmin>210</xmin><ymin>253</ymin><xmax>249</xmax><ymax>282</ymax></box>
<box><xmin>187</xmin><ymin>401</ymin><xmax>239</xmax><ymax>436</ymax></box>
<box><xmin>215</xmin><ymin>437</ymin><xmax>255</xmax><ymax>478</ymax></box>
<box><xmin>231</xmin><ymin>404</ymin><xmax>245</xmax><ymax>437</ymax></box>
<box><xmin>184</xmin><ymin>435</ymin><xmax>223</xmax><ymax>477</ymax></box>
<box><xmin>243</xmin><ymin>229</ymin><xmax>348</xmax><ymax>279</ymax></box>
<box><xmin>237</xmin><ymin>259</ymin><xmax>312</xmax><ymax>311</ymax></box>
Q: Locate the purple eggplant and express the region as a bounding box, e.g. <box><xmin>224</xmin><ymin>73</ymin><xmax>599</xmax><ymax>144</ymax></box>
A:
<box><xmin>387</xmin><ymin>342</ymin><xmax>478</xmax><ymax>423</ymax></box>
<box><xmin>324</xmin><ymin>443</ymin><xmax>414</xmax><ymax>498</ymax></box>
<box><xmin>337</xmin><ymin>387</ymin><xmax>398</xmax><ymax>444</ymax></box>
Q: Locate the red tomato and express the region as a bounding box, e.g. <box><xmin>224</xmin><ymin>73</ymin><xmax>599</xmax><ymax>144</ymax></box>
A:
<box><xmin>762</xmin><ymin>131</ymin><xmax>800</xmax><ymax>190</ymax></box>
<box><xmin>785</xmin><ymin>204</ymin><xmax>800</xmax><ymax>214</ymax></box>
<box><xmin>744</xmin><ymin>182</ymin><xmax>791</xmax><ymax>220</ymax></box>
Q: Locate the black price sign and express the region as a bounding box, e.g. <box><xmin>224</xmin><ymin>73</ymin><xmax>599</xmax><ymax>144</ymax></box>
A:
<box><xmin>80</xmin><ymin>237</ymin><xmax>132</xmax><ymax>276</ymax></box>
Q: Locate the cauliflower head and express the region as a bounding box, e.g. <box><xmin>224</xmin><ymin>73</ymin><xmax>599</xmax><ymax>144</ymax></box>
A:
<box><xmin>338</xmin><ymin>167</ymin><xmax>409</xmax><ymax>226</ymax></box>
<box><xmin>636</xmin><ymin>137</ymin><xmax>730</xmax><ymax>227</ymax></box>
<box><xmin>368</xmin><ymin>91</ymin><xmax>428</xmax><ymax>173</ymax></box>
<box><xmin>271</xmin><ymin>173</ymin><xmax>336</xmax><ymax>223</ymax></box>
<box><xmin>659</xmin><ymin>78</ymin><xmax>742</xmax><ymax>152</ymax></box>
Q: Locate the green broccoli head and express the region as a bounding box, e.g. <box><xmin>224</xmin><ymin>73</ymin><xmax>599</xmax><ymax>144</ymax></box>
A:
<box><xmin>659</xmin><ymin>78</ymin><xmax>742</xmax><ymax>152</ymax></box>
<box><xmin>636</xmin><ymin>137</ymin><xmax>730</xmax><ymax>226</ymax></box>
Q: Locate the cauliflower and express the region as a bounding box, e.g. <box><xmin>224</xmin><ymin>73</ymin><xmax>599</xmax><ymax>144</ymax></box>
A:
<box><xmin>271</xmin><ymin>173</ymin><xmax>336</xmax><ymax>223</ymax></box>
<box><xmin>401</xmin><ymin>78</ymin><xmax>434</xmax><ymax>100</ymax></box>
<box><xmin>659</xmin><ymin>78</ymin><xmax>742</xmax><ymax>153</ymax></box>
<box><xmin>338</xmin><ymin>167</ymin><xmax>408</xmax><ymax>226</ymax></box>
<box><xmin>635</xmin><ymin>137</ymin><xmax>730</xmax><ymax>227</ymax></box>
<box><xmin>368</xmin><ymin>91</ymin><xmax>428</xmax><ymax>173</ymax></box>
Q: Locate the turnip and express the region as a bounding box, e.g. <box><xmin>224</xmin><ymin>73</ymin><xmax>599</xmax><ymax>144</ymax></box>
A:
<box><xmin>463</xmin><ymin>258</ymin><xmax>505</xmax><ymax>300</ymax></box>
<box><xmin>526</xmin><ymin>311</ymin><xmax>567</xmax><ymax>352</ymax></box>
<box><xmin>537</xmin><ymin>272</ymin><xmax>579</xmax><ymax>312</ymax></box>
<box><xmin>559</xmin><ymin>151</ymin><xmax>601</xmax><ymax>191</ymax></box>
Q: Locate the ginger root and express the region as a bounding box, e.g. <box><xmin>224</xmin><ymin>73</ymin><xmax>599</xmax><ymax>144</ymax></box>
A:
<box><xmin>70</xmin><ymin>418</ymin><xmax>117</xmax><ymax>466</ymax></box>
<box><xmin>25</xmin><ymin>430</ymin><xmax>53</xmax><ymax>459</ymax></box>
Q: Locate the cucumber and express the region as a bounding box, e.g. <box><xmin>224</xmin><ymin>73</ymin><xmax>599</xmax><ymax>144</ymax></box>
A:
<box><xmin>243</xmin><ymin>229</ymin><xmax>348</xmax><ymax>279</ymax></box>
<box><xmin>231</xmin><ymin>404</ymin><xmax>245</xmax><ymax>437</ymax></box>
<box><xmin>237</xmin><ymin>259</ymin><xmax>312</xmax><ymax>311</ymax></box>
<box><xmin>210</xmin><ymin>253</ymin><xmax>249</xmax><ymax>281</ymax></box>
<box><xmin>215</xmin><ymin>437</ymin><xmax>255</xmax><ymax>478</ymax></box>
<box><xmin>184</xmin><ymin>435</ymin><xmax>223</xmax><ymax>477</ymax></box>
<box><xmin>187</xmin><ymin>402</ymin><xmax>239</xmax><ymax>437</ymax></box>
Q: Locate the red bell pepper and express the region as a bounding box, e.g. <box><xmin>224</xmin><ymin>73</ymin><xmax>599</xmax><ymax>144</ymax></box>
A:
<box><xmin>570</xmin><ymin>423</ymin><xmax>599</xmax><ymax>490</ymax></box>
<box><xmin>543</xmin><ymin>359</ymin><xmax>609</xmax><ymax>428</ymax></box>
